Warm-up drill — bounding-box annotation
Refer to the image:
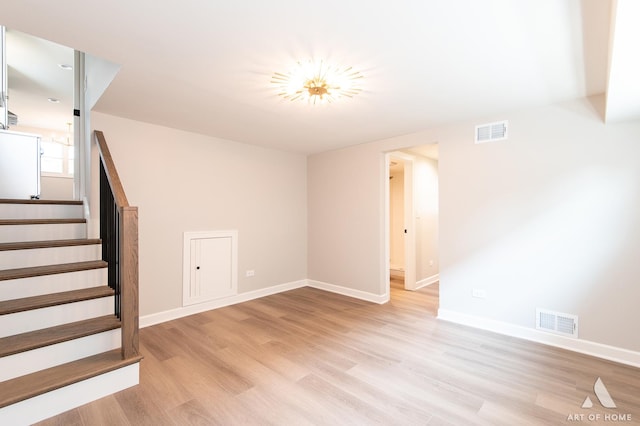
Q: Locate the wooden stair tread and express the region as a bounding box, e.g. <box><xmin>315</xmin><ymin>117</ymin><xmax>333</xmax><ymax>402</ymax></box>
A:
<box><xmin>0</xmin><ymin>286</ymin><xmax>115</xmax><ymax>315</ymax></box>
<box><xmin>0</xmin><ymin>315</ymin><xmax>121</xmax><ymax>358</ymax></box>
<box><xmin>0</xmin><ymin>238</ymin><xmax>101</xmax><ymax>252</ymax></box>
<box><xmin>0</xmin><ymin>199</ymin><xmax>83</xmax><ymax>205</ymax></box>
<box><xmin>0</xmin><ymin>218</ymin><xmax>86</xmax><ymax>225</ymax></box>
<box><xmin>0</xmin><ymin>349</ymin><xmax>142</xmax><ymax>408</ymax></box>
<box><xmin>0</xmin><ymin>260</ymin><xmax>107</xmax><ymax>281</ymax></box>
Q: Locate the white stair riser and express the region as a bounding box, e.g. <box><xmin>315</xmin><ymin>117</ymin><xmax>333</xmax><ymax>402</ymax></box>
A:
<box><xmin>0</xmin><ymin>268</ymin><xmax>107</xmax><ymax>300</ymax></box>
<box><xmin>0</xmin><ymin>296</ymin><xmax>115</xmax><ymax>338</ymax></box>
<box><xmin>0</xmin><ymin>223</ymin><xmax>86</xmax><ymax>243</ymax></box>
<box><xmin>0</xmin><ymin>329</ymin><xmax>121</xmax><ymax>382</ymax></box>
<box><xmin>0</xmin><ymin>204</ymin><xmax>84</xmax><ymax>220</ymax></box>
<box><xmin>0</xmin><ymin>244</ymin><xmax>101</xmax><ymax>269</ymax></box>
<box><xmin>0</xmin><ymin>363</ymin><xmax>139</xmax><ymax>425</ymax></box>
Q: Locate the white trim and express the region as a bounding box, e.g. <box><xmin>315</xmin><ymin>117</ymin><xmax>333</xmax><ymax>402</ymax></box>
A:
<box><xmin>82</xmin><ymin>196</ymin><xmax>90</xmax><ymax>220</ymax></box>
<box><xmin>415</xmin><ymin>273</ymin><xmax>439</xmax><ymax>290</ymax></box>
<box><xmin>307</xmin><ymin>279</ymin><xmax>389</xmax><ymax>304</ymax></box>
<box><xmin>1</xmin><ymin>26</ymin><xmax>6</xmax><ymax>129</ymax></box>
<box><xmin>437</xmin><ymin>309</ymin><xmax>640</xmax><ymax>369</ymax></box>
<box><xmin>74</xmin><ymin>49</ymin><xmax>85</xmax><ymax>202</ymax></box>
<box><xmin>41</xmin><ymin>171</ymin><xmax>74</xmax><ymax>179</ymax></box>
<box><xmin>0</xmin><ymin>363</ymin><xmax>139</xmax><ymax>425</ymax></box>
<box><xmin>141</xmin><ymin>280</ymin><xmax>306</xmax><ymax>328</ymax></box>
<box><xmin>381</xmin><ymin>153</ymin><xmax>391</xmax><ymax>299</ymax></box>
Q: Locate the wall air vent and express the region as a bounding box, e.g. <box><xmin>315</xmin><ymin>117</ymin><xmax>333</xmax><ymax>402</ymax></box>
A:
<box><xmin>536</xmin><ymin>308</ymin><xmax>578</xmax><ymax>338</ymax></box>
<box><xmin>475</xmin><ymin>120</ymin><xmax>508</xmax><ymax>144</ymax></box>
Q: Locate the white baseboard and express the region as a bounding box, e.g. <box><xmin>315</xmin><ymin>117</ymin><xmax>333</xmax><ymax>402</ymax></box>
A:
<box><xmin>437</xmin><ymin>309</ymin><xmax>640</xmax><ymax>369</ymax></box>
<box><xmin>140</xmin><ymin>280</ymin><xmax>307</xmax><ymax>328</ymax></box>
<box><xmin>0</xmin><ymin>363</ymin><xmax>139</xmax><ymax>425</ymax></box>
<box><xmin>307</xmin><ymin>280</ymin><xmax>389</xmax><ymax>304</ymax></box>
<box><xmin>415</xmin><ymin>273</ymin><xmax>439</xmax><ymax>290</ymax></box>
<box><xmin>141</xmin><ymin>279</ymin><xmax>390</xmax><ymax>328</ymax></box>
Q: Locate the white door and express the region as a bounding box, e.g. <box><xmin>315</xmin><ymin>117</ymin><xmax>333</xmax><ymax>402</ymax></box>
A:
<box><xmin>402</xmin><ymin>156</ymin><xmax>417</xmax><ymax>290</ymax></box>
<box><xmin>191</xmin><ymin>237</ymin><xmax>232</xmax><ymax>299</ymax></box>
<box><xmin>183</xmin><ymin>230</ymin><xmax>238</xmax><ymax>306</ymax></box>
<box><xmin>0</xmin><ymin>131</ymin><xmax>41</xmax><ymax>199</ymax></box>
<box><xmin>386</xmin><ymin>152</ymin><xmax>417</xmax><ymax>292</ymax></box>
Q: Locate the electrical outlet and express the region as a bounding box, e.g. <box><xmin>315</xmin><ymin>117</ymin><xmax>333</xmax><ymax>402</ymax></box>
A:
<box><xmin>472</xmin><ymin>288</ymin><xmax>487</xmax><ymax>299</ymax></box>
<box><xmin>429</xmin><ymin>260</ymin><xmax>434</xmax><ymax>267</ymax></box>
<box><xmin>245</xmin><ymin>270</ymin><xmax>255</xmax><ymax>277</ymax></box>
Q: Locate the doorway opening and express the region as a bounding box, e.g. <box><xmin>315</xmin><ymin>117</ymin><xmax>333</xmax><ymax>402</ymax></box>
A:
<box><xmin>1</xmin><ymin>28</ymin><xmax>76</xmax><ymax>200</ymax></box>
<box><xmin>385</xmin><ymin>145</ymin><xmax>440</xmax><ymax>311</ymax></box>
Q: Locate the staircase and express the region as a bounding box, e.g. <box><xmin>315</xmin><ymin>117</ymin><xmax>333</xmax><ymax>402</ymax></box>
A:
<box><xmin>0</xmin><ymin>198</ymin><xmax>142</xmax><ymax>424</ymax></box>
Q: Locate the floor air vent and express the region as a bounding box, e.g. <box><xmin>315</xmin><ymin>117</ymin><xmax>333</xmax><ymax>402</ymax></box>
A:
<box><xmin>475</xmin><ymin>120</ymin><xmax>508</xmax><ymax>144</ymax></box>
<box><xmin>536</xmin><ymin>308</ymin><xmax>578</xmax><ymax>338</ymax></box>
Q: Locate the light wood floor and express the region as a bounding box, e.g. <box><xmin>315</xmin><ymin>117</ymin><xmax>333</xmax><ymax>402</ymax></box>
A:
<box><xmin>37</xmin><ymin>279</ymin><xmax>640</xmax><ymax>425</ymax></box>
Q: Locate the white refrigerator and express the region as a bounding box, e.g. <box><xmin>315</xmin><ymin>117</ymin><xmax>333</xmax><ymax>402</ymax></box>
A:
<box><xmin>0</xmin><ymin>129</ymin><xmax>41</xmax><ymax>199</ymax></box>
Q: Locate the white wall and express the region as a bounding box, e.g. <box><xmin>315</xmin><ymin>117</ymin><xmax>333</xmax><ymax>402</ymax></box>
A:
<box><xmin>438</xmin><ymin>96</ymin><xmax>640</xmax><ymax>353</ymax></box>
<box><xmin>308</xmin><ymin>95</ymin><xmax>640</xmax><ymax>353</ymax></box>
<box><xmin>41</xmin><ymin>176</ymin><xmax>73</xmax><ymax>199</ymax></box>
<box><xmin>90</xmin><ymin>112</ymin><xmax>307</xmax><ymax>317</ymax></box>
<box><xmin>308</xmin><ymin>146</ymin><xmax>384</xmax><ymax>293</ymax></box>
<box><xmin>82</xmin><ymin>54</ymin><xmax>121</xmax><ymax>205</ymax></box>
<box><xmin>85</xmin><ymin>54</ymin><xmax>120</xmax><ymax>111</ymax></box>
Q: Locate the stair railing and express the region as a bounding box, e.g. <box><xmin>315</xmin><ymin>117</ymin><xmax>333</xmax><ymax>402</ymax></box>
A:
<box><xmin>95</xmin><ymin>130</ymin><xmax>139</xmax><ymax>359</ymax></box>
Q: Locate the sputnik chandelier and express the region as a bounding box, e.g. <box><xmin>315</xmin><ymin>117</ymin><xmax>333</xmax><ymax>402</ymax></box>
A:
<box><xmin>272</xmin><ymin>60</ymin><xmax>363</xmax><ymax>105</ymax></box>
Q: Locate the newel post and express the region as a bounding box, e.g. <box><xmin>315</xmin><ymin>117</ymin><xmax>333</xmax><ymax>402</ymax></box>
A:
<box><xmin>120</xmin><ymin>206</ymin><xmax>139</xmax><ymax>358</ymax></box>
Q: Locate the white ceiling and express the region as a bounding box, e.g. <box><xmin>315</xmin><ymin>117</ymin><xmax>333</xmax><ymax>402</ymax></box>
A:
<box><xmin>1</xmin><ymin>0</ymin><xmax>637</xmax><ymax>154</ymax></box>
<box><xmin>5</xmin><ymin>30</ymin><xmax>74</xmax><ymax>135</ymax></box>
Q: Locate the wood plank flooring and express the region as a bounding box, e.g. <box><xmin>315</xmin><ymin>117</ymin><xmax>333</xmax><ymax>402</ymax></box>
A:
<box><xmin>36</xmin><ymin>280</ymin><xmax>640</xmax><ymax>425</ymax></box>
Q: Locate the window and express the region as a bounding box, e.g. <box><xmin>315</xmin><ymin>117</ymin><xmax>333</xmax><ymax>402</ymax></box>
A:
<box><xmin>41</xmin><ymin>139</ymin><xmax>74</xmax><ymax>177</ymax></box>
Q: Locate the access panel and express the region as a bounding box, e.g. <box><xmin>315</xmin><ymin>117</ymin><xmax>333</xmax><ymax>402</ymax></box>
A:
<box><xmin>183</xmin><ymin>230</ymin><xmax>238</xmax><ymax>306</ymax></box>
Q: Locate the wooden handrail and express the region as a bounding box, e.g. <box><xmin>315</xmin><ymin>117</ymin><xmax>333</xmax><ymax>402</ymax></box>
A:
<box><xmin>94</xmin><ymin>130</ymin><xmax>139</xmax><ymax>359</ymax></box>
<box><xmin>94</xmin><ymin>131</ymin><xmax>129</xmax><ymax>208</ymax></box>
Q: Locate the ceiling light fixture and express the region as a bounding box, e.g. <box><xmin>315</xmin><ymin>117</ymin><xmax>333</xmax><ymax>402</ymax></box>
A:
<box><xmin>272</xmin><ymin>60</ymin><xmax>363</xmax><ymax>105</ymax></box>
<box><xmin>58</xmin><ymin>64</ymin><xmax>73</xmax><ymax>71</ymax></box>
<box><xmin>47</xmin><ymin>97</ymin><xmax>60</xmax><ymax>103</ymax></box>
